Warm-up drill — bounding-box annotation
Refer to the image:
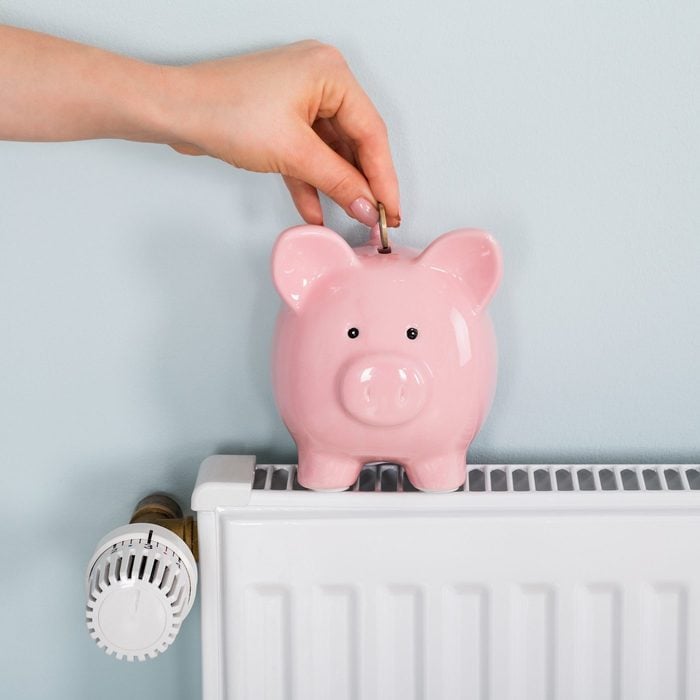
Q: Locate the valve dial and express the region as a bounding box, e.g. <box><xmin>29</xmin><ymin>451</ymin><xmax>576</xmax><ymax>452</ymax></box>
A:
<box><xmin>85</xmin><ymin>523</ymin><xmax>197</xmax><ymax>661</ymax></box>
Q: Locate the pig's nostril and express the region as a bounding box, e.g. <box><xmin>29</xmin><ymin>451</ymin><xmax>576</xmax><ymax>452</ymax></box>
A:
<box><xmin>399</xmin><ymin>385</ymin><xmax>406</xmax><ymax>404</ymax></box>
<box><xmin>363</xmin><ymin>385</ymin><xmax>371</xmax><ymax>404</ymax></box>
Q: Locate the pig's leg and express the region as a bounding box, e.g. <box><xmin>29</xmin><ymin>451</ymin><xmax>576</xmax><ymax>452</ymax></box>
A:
<box><xmin>297</xmin><ymin>449</ymin><xmax>363</xmax><ymax>491</ymax></box>
<box><xmin>404</xmin><ymin>452</ymin><xmax>467</xmax><ymax>493</ymax></box>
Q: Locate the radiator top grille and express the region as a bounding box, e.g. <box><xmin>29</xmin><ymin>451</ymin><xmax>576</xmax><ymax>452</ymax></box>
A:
<box><xmin>252</xmin><ymin>463</ymin><xmax>700</xmax><ymax>493</ymax></box>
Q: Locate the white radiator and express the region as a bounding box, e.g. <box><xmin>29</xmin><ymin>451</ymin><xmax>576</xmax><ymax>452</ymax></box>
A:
<box><xmin>192</xmin><ymin>456</ymin><xmax>700</xmax><ymax>700</ymax></box>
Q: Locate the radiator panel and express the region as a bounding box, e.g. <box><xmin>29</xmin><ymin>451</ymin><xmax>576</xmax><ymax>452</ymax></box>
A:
<box><xmin>193</xmin><ymin>459</ymin><xmax>700</xmax><ymax>700</ymax></box>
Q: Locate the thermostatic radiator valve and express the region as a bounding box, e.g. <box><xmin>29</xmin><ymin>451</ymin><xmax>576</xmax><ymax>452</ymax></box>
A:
<box><xmin>85</xmin><ymin>494</ymin><xmax>198</xmax><ymax>661</ymax></box>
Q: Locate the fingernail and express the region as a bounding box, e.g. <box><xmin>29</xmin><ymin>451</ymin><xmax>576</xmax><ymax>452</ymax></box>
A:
<box><xmin>349</xmin><ymin>197</ymin><xmax>379</xmax><ymax>227</ymax></box>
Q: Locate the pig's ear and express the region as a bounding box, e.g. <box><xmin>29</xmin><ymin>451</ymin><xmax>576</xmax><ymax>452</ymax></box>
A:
<box><xmin>416</xmin><ymin>229</ymin><xmax>502</xmax><ymax>312</ymax></box>
<box><xmin>271</xmin><ymin>225</ymin><xmax>359</xmax><ymax>312</ymax></box>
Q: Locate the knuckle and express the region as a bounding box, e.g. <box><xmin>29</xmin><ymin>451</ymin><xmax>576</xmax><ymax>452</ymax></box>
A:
<box><xmin>324</xmin><ymin>171</ymin><xmax>353</xmax><ymax>199</ymax></box>
<box><xmin>310</xmin><ymin>41</ymin><xmax>347</xmax><ymax>67</ymax></box>
<box><xmin>353</xmin><ymin>118</ymin><xmax>386</xmax><ymax>146</ymax></box>
<box><xmin>295</xmin><ymin>38</ymin><xmax>325</xmax><ymax>50</ymax></box>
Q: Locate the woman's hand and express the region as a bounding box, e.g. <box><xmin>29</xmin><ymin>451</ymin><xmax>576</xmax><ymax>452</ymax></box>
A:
<box><xmin>166</xmin><ymin>41</ymin><xmax>400</xmax><ymax>227</ymax></box>
<box><xmin>0</xmin><ymin>26</ymin><xmax>400</xmax><ymax>227</ymax></box>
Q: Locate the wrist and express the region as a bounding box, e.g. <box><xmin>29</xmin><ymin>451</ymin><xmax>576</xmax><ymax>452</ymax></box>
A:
<box><xmin>112</xmin><ymin>59</ymin><xmax>187</xmax><ymax>145</ymax></box>
<box><xmin>141</xmin><ymin>63</ymin><xmax>195</xmax><ymax>146</ymax></box>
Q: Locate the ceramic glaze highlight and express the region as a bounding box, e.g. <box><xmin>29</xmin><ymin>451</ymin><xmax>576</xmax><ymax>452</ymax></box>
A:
<box><xmin>271</xmin><ymin>224</ymin><xmax>502</xmax><ymax>492</ymax></box>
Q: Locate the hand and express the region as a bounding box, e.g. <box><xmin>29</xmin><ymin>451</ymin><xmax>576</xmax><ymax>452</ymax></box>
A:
<box><xmin>0</xmin><ymin>27</ymin><xmax>400</xmax><ymax>227</ymax></box>
<box><xmin>166</xmin><ymin>41</ymin><xmax>400</xmax><ymax>227</ymax></box>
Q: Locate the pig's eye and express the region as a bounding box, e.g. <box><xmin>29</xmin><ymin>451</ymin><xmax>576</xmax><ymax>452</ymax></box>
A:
<box><xmin>406</xmin><ymin>327</ymin><xmax>419</xmax><ymax>340</ymax></box>
<box><xmin>347</xmin><ymin>327</ymin><xmax>360</xmax><ymax>339</ymax></box>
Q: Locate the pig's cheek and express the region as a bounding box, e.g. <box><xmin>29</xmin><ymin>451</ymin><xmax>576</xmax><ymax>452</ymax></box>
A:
<box><xmin>297</xmin><ymin>322</ymin><xmax>348</xmax><ymax>384</ymax></box>
<box><xmin>449</xmin><ymin>307</ymin><xmax>473</xmax><ymax>367</ymax></box>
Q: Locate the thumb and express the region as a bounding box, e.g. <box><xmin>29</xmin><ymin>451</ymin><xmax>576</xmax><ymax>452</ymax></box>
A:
<box><xmin>285</xmin><ymin>126</ymin><xmax>379</xmax><ymax>226</ymax></box>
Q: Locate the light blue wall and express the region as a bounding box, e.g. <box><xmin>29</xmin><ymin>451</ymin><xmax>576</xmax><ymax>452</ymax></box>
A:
<box><xmin>1</xmin><ymin>2</ymin><xmax>699</xmax><ymax>698</ymax></box>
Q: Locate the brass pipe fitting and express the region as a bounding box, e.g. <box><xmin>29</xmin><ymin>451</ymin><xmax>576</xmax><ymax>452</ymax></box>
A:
<box><xmin>130</xmin><ymin>493</ymin><xmax>198</xmax><ymax>562</ymax></box>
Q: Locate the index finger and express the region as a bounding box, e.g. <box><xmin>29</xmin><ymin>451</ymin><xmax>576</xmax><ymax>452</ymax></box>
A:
<box><xmin>325</xmin><ymin>72</ymin><xmax>401</xmax><ymax>227</ymax></box>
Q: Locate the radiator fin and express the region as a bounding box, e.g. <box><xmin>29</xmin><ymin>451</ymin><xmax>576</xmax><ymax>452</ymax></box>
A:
<box><xmin>253</xmin><ymin>463</ymin><xmax>700</xmax><ymax>494</ymax></box>
<box><xmin>648</xmin><ymin>584</ymin><xmax>688</xmax><ymax>700</ymax></box>
<box><xmin>578</xmin><ymin>584</ymin><xmax>622</xmax><ymax>700</ymax></box>
<box><xmin>244</xmin><ymin>585</ymin><xmax>291</xmax><ymax>700</ymax></box>
<box><xmin>513</xmin><ymin>585</ymin><xmax>556</xmax><ymax>700</ymax></box>
<box><xmin>442</xmin><ymin>585</ymin><xmax>489</xmax><ymax>699</ymax></box>
<box><xmin>376</xmin><ymin>585</ymin><xmax>426</xmax><ymax>700</ymax></box>
<box><xmin>311</xmin><ymin>586</ymin><xmax>359</xmax><ymax>700</ymax></box>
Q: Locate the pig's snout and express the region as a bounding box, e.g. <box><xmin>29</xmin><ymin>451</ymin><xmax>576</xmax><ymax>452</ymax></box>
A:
<box><xmin>339</xmin><ymin>355</ymin><xmax>429</xmax><ymax>427</ymax></box>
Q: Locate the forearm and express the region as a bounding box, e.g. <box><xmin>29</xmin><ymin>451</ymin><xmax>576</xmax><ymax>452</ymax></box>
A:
<box><xmin>0</xmin><ymin>25</ymin><xmax>174</xmax><ymax>143</ymax></box>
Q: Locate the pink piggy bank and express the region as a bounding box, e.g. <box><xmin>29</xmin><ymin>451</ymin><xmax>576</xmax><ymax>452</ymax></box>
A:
<box><xmin>271</xmin><ymin>224</ymin><xmax>502</xmax><ymax>492</ymax></box>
